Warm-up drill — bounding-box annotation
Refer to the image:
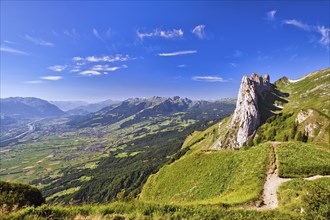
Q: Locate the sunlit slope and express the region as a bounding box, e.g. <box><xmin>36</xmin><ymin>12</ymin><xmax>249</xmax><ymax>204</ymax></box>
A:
<box><xmin>254</xmin><ymin>68</ymin><xmax>330</xmax><ymax>146</ymax></box>
<box><xmin>140</xmin><ymin>132</ymin><xmax>271</xmax><ymax>205</ymax></box>
<box><xmin>277</xmin><ymin>142</ymin><xmax>330</xmax><ymax>178</ymax></box>
<box><xmin>276</xmin><ymin>68</ymin><xmax>330</xmax><ymax>117</ymax></box>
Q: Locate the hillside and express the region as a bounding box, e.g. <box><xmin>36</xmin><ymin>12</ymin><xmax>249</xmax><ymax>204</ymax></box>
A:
<box><xmin>140</xmin><ymin>68</ymin><xmax>330</xmax><ymax>217</ymax></box>
<box><xmin>0</xmin><ymin>181</ymin><xmax>44</xmax><ymax>214</ymax></box>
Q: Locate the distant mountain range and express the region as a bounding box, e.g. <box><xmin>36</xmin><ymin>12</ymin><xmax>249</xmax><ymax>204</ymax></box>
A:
<box><xmin>0</xmin><ymin>97</ymin><xmax>65</xmax><ymax>119</ymax></box>
<box><xmin>68</xmin><ymin>96</ymin><xmax>236</xmax><ymax>128</ymax></box>
<box><xmin>50</xmin><ymin>99</ymin><xmax>120</xmax><ymax>113</ymax></box>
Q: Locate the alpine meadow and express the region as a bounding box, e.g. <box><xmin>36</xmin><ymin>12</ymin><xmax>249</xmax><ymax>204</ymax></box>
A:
<box><xmin>1</xmin><ymin>1</ymin><xmax>329</xmax><ymax>220</ymax></box>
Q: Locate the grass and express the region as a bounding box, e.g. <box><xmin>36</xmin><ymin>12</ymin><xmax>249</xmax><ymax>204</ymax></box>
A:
<box><xmin>278</xmin><ymin>177</ymin><xmax>330</xmax><ymax>219</ymax></box>
<box><xmin>140</xmin><ymin>143</ymin><xmax>271</xmax><ymax>205</ymax></box>
<box><xmin>2</xmin><ymin>201</ymin><xmax>295</xmax><ymax>220</ymax></box>
<box><xmin>46</xmin><ymin>187</ymin><xmax>81</xmax><ymax>201</ymax></box>
<box><xmin>275</xmin><ymin>68</ymin><xmax>330</xmax><ymax>118</ymax></box>
<box><xmin>277</xmin><ymin>142</ymin><xmax>330</xmax><ymax>178</ymax></box>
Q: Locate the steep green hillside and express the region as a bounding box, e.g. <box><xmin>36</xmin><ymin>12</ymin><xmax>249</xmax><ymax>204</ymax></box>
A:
<box><xmin>253</xmin><ymin>68</ymin><xmax>330</xmax><ymax>146</ymax></box>
<box><xmin>140</xmin><ymin>141</ymin><xmax>270</xmax><ymax>205</ymax></box>
<box><xmin>277</xmin><ymin>142</ymin><xmax>330</xmax><ymax>178</ymax></box>
<box><xmin>0</xmin><ymin>181</ymin><xmax>44</xmax><ymax>213</ymax></box>
<box><xmin>275</xmin><ymin>68</ymin><xmax>330</xmax><ymax>117</ymax></box>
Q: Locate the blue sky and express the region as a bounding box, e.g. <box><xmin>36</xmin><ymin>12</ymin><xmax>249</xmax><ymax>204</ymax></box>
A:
<box><xmin>1</xmin><ymin>1</ymin><xmax>329</xmax><ymax>102</ymax></box>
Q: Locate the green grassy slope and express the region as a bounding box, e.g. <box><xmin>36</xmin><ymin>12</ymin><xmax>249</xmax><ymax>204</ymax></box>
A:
<box><xmin>275</xmin><ymin>68</ymin><xmax>330</xmax><ymax>117</ymax></box>
<box><xmin>253</xmin><ymin>68</ymin><xmax>330</xmax><ymax>146</ymax></box>
<box><xmin>3</xmin><ymin>201</ymin><xmax>295</xmax><ymax>220</ymax></box>
<box><xmin>277</xmin><ymin>142</ymin><xmax>330</xmax><ymax>178</ymax></box>
<box><xmin>140</xmin><ymin>143</ymin><xmax>270</xmax><ymax>205</ymax></box>
<box><xmin>278</xmin><ymin>177</ymin><xmax>330</xmax><ymax>219</ymax></box>
<box><xmin>0</xmin><ymin>181</ymin><xmax>44</xmax><ymax>213</ymax></box>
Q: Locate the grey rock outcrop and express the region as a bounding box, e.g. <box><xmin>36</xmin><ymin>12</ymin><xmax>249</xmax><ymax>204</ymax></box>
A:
<box><xmin>213</xmin><ymin>73</ymin><xmax>272</xmax><ymax>149</ymax></box>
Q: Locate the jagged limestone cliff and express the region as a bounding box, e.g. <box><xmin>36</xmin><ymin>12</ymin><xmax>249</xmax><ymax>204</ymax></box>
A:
<box><xmin>213</xmin><ymin>73</ymin><xmax>272</xmax><ymax>149</ymax></box>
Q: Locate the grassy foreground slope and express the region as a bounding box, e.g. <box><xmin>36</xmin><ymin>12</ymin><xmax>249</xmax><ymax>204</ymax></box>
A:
<box><xmin>3</xmin><ymin>202</ymin><xmax>294</xmax><ymax>220</ymax></box>
<box><xmin>277</xmin><ymin>142</ymin><xmax>330</xmax><ymax>178</ymax></box>
<box><xmin>278</xmin><ymin>177</ymin><xmax>330</xmax><ymax>219</ymax></box>
<box><xmin>140</xmin><ymin>125</ymin><xmax>271</xmax><ymax>205</ymax></box>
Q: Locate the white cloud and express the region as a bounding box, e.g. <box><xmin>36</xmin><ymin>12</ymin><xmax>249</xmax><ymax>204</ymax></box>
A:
<box><xmin>158</xmin><ymin>50</ymin><xmax>197</xmax><ymax>57</ymax></box>
<box><xmin>282</xmin><ymin>19</ymin><xmax>329</xmax><ymax>49</ymax></box>
<box><xmin>317</xmin><ymin>26</ymin><xmax>330</xmax><ymax>48</ymax></box>
<box><xmin>79</xmin><ymin>70</ymin><xmax>102</xmax><ymax>76</ymax></box>
<box><xmin>91</xmin><ymin>64</ymin><xmax>127</xmax><ymax>72</ymax></box>
<box><xmin>177</xmin><ymin>64</ymin><xmax>186</xmax><ymax>68</ymax></box>
<box><xmin>71</xmin><ymin>55</ymin><xmax>133</xmax><ymax>64</ymax></box>
<box><xmin>25</xmin><ymin>80</ymin><xmax>43</xmax><ymax>84</ymax></box>
<box><xmin>0</xmin><ymin>45</ymin><xmax>28</xmax><ymax>55</ymax></box>
<box><xmin>70</xmin><ymin>68</ymin><xmax>81</xmax><ymax>72</ymax></box>
<box><xmin>40</xmin><ymin>76</ymin><xmax>63</xmax><ymax>81</ymax></box>
<box><xmin>48</xmin><ymin>65</ymin><xmax>67</xmax><ymax>72</ymax></box>
<box><xmin>266</xmin><ymin>10</ymin><xmax>277</xmax><ymax>21</ymax></box>
<box><xmin>25</xmin><ymin>34</ymin><xmax>54</xmax><ymax>47</ymax></box>
<box><xmin>192</xmin><ymin>76</ymin><xmax>227</xmax><ymax>82</ymax></box>
<box><xmin>137</xmin><ymin>29</ymin><xmax>184</xmax><ymax>40</ymax></box>
<box><xmin>93</xmin><ymin>28</ymin><xmax>102</xmax><ymax>40</ymax></box>
<box><xmin>72</xmin><ymin>56</ymin><xmax>83</xmax><ymax>61</ymax></box>
<box><xmin>283</xmin><ymin>20</ymin><xmax>311</xmax><ymax>31</ymax></box>
<box><xmin>192</xmin><ymin>25</ymin><xmax>206</xmax><ymax>39</ymax></box>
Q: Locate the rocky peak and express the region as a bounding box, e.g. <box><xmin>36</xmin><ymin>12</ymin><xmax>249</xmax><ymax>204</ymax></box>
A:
<box><xmin>213</xmin><ymin>73</ymin><xmax>272</xmax><ymax>149</ymax></box>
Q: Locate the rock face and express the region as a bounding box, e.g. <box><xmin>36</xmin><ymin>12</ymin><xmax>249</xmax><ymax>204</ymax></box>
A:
<box><xmin>213</xmin><ymin>73</ymin><xmax>272</xmax><ymax>149</ymax></box>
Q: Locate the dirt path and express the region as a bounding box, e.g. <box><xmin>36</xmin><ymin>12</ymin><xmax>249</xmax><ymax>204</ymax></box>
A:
<box><xmin>258</xmin><ymin>142</ymin><xmax>330</xmax><ymax>210</ymax></box>
<box><xmin>259</xmin><ymin>142</ymin><xmax>291</xmax><ymax>209</ymax></box>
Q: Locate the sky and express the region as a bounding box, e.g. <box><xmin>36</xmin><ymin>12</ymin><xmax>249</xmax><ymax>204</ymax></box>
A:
<box><xmin>1</xmin><ymin>1</ymin><xmax>329</xmax><ymax>102</ymax></box>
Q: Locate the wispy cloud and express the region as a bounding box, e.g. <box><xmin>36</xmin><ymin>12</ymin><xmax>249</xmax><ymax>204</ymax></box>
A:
<box><xmin>73</xmin><ymin>54</ymin><xmax>133</xmax><ymax>63</ymax></box>
<box><xmin>177</xmin><ymin>64</ymin><xmax>186</xmax><ymax>68</ymax></box>
<box><xmin>25</xmin><ymin>80</ymin><xmax>43</xmax><ymax>84</ymax></box>
<box><xmin>91</xmin><ymin>64</ymin><xmax>127</xmax><ymax>72</ymax></box>
<box><xmin>192</xmin><ymin>76</ymin><xmax>227</xmax><ymax>82</ymax></box>
<box><xmin>282</xmin><ymin>19</ymin><xmax>329</xmax><ymax>49</ymax></box>
<box><xmin>282</xmin><ymin>19</ymin><xmax>311</xmax><ymax>31</ymax></box>
<box><xmin>158</xmin><ymin>50</ymin><xmax>197</xmax><ymax>57</ymax></box>
<box><xmin>192</xmin><ymin>24</ymin><xmax>206</xmax><ymax>39</ymax></box>
<box><xmin>137</xmin><ymin>28</ymin><xmax>184</xmax><ymax>40</ymax></box>
<box><xmin>317</xmin><ymin>26</ymin><xmax>330</xmax><ymax>48</ymax></box>
<box><xmin>25</xmin><ymin>34</ymin><xmax>54</xmax><ymax>47</ymax></box>
<box><xmin>64</xmin><ymin>29</ymin><xmax>79</xmax><ymax>38</ymax></box>
<box><xmin>3</xmin><ymin>40</ymin><xmax>16</xmax><ymax>44</ymax></box>
<box><xmin>40</xmin><ymin>76</ymin><xmax>63</xmax><ymax>81</ymax></box>
<box><xmin>79</xmin><ymin>70</ymin><xmax>103</xmax><ymax>76</ymax></box>
<box><xmin>266</xmin><ymin>10</ymin><xmax>277</xmax><ymax>21</ymax></box>
<box><xmin>93</xmin><ymin>28</ymin><xmax>102</xmax><ymax>40</ymax></box>
<box><xmin>48</xmin><ymin>65</ymin><xmax>67</xmax><ymax>72</ymax></box>
<box><xmin>0</xmin><ymin>45</ymin><xmax>28</xmax><ymax>55</ymax></box>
